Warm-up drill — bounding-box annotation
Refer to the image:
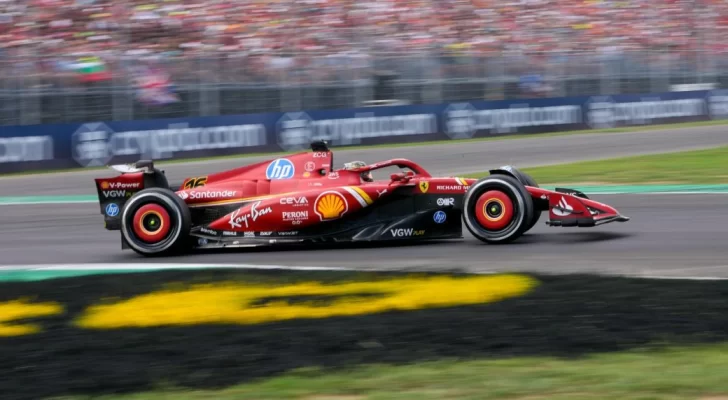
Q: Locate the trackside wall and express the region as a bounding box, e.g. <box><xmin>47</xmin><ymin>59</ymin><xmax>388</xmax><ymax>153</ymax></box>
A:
<box><xmin>0</xmin><ymin>90</ymin><xmax>726</xmax><ymax>174</ymax></box>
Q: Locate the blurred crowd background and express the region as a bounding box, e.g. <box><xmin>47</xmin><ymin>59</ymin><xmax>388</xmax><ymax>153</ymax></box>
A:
<box><xmin>1</xmin><ymin>0</ymin><xmax>727</xmax><ymax>125</ymax></box>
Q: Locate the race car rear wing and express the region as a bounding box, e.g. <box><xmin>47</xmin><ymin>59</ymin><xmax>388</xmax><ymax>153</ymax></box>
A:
<box><xmin>93</xmin><ymin>160</ymin><xmax>170</xmax><ymax>230</ymax></box>
<box><xmin>106</xmin><ymin>160</ymin><xmax>156</xmax><ymax>175</ymax></box>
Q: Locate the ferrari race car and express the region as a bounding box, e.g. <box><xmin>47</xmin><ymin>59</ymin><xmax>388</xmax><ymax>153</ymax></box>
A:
<box><xmin>94</xmin><ymin>141</ymin><xmax>629</xmax><ymax>256</ymax></box>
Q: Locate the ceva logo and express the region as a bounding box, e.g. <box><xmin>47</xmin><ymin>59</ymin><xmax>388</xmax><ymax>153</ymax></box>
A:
<box><xmin>266</xmin><ymin>158</ymin><xmax>295</xmax><ymax>180</ymax></box>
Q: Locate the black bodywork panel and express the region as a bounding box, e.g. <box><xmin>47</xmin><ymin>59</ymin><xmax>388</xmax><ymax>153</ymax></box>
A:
<box><xmin>185</xmin><ymin>186</ymin><xmax>465</xmax><ymax>249</ymax></box>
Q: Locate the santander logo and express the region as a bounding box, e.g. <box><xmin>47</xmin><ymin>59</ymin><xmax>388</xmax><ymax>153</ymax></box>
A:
<box><xmin>178</xmin><ymin>190</ymin><xmax>237</xmax><ymax>200</ymax></box>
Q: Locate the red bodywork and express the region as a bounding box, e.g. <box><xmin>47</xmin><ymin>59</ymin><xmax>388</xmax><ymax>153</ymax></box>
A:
<box><xmin>94</xmin><ymin>145</ymin><xmax>628</xmax><ymax>251</ymax></box>
<box><xmin>161</xmin><ymin>150</ymin><xmax>625</xmax><ymax>232</ymax></box>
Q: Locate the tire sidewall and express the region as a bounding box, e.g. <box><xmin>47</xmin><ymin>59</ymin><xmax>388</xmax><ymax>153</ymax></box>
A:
<box><xmin>463</xmin><ymin>175</ymin><xmax>533</xmax><ymax>243</ymax></box>
<box><xmin>516</xmin><ymin>170</ymin><xmax>538</xmax><ymax>188</ymax></box>
<box><xmin>514</xmin><ymin>170</ymin><xmax>542</xmax><ymax>231</ymax></box>
<box><xmin>121</xmin><ymin>188</ymin><xmax>190</xmax><ymax>255</ymax></box>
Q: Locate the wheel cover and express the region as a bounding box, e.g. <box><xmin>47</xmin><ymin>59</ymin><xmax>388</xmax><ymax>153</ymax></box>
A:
<box><xmin>474</xmin><ymin>190</ymin><xmax>514</xmax><ymax>231</ymax></box>
<box><xmin>132</xmin><ymin>204</ymin><xmax>172</xmax><ymax>243</ymax></box>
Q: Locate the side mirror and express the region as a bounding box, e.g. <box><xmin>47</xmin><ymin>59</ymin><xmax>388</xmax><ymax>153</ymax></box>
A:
<box><xmin>390</xmin><ymin>172</ymin><xmax>412</xmax><ymax>183</ymax></box>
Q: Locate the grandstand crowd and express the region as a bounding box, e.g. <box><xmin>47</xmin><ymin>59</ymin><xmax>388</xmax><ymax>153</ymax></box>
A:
<box><xmin>0</xmin><ymin>0</ymin><xmax>725</xmax><ymax>85</ymax></box>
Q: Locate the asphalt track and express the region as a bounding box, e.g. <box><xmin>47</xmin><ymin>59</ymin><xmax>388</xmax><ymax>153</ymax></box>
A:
<box><xmin>1</xmin><ymin>125</ymin><xmax>727</xmax><ymax>277</ymax></box>
<box><xmin>0</xmin><ymin>194</ymin><xmax>726</xmax><ymax>277</ymax></box>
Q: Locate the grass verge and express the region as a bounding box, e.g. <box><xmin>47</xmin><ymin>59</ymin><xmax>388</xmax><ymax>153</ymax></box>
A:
<box><xmin>56</xmin><ymin>342</ymin><xmax>728</xmax><ymax>400</ymax></box>
<box><xmin>4</xmin><ymin>118</ymin><xmax>728</xmax><ymax>178</ymax></box>
<box><xmin>464</xmin><ymin>145</ymin><xmax>728</xmax><ymax>185</ymax></box>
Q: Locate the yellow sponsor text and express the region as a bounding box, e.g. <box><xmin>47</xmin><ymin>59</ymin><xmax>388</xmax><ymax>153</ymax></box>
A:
<box><xmin>0</xmin><ymin>299</ymin><xmax>64</xmax><ymax>336</ymax></box>
<box><xmin>74</xmin><ymin>274</ymin><xmax>537</xmax><ymax>329</ymax></box>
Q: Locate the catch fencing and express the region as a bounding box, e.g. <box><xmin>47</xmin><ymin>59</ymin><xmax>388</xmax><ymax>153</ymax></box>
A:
<box><xmin>1</xmin><ymin>50</ymin><xmax>727</xmax><ymax>127</ymax></box>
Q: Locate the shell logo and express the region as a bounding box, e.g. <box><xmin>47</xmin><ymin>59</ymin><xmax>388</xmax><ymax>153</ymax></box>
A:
<box><xmin>101</xmin><ymin>181</ymin><xmax>110</xmax><ymax>189</ymax></box>
<box><xmin>314</xmin><ymin>191</ymin><xmax>348</xmax><ymax>221</ymax></box>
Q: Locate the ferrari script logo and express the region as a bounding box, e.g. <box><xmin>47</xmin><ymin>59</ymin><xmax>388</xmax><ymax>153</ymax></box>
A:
<box><xmin>418</xmin><ymin>181</ymin><xmax>429</xmax><ymax>193</ymax></box>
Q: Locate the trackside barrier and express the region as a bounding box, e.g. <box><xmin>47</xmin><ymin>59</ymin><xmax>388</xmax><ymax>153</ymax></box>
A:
<box><xmin>0</xmin><ymin>90</ymin><xmax>727</xmax><ymax>174</ymax></box>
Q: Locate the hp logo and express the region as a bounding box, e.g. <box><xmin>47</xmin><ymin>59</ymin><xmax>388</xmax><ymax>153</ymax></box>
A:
<box><xmin>433</xmin><ymin>211</ymin><xmax>447</xmax><ymax>224</ymax></box>
<box><xmin>105</xmin><ymin>203</ymin><xmax>119</xmax><ymax>217</ymax></box>
<box><xmin>266</xmin><ymin>158</ymin><xmax>295</xmax><ymax>180</ymax></box>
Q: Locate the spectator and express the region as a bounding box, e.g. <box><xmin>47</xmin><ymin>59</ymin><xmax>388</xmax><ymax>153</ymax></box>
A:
<box><xmin>0</xmin><ymin>0</ymin><xmax>724</xmax><ymax>85</ymax></box>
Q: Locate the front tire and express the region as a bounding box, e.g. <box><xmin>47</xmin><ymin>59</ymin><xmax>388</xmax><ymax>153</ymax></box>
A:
<box><xmin>514</xmin><ymin>170</ymin><xmax>542</xmax><ymax>232</ymax></box>
<box><xmin>463</xmin><ymin>175</ymin><xmax>534</xmax><ymax>244</ymax></box>
<box><xmin>120</xmin><ymin>188</ymin><xmax>191</xmax><ymax>256</ymax></box>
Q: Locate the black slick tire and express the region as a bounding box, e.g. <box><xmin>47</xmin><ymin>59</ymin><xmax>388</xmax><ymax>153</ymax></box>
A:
<box><xmin>120</xmin><ymin>188</ymin><xmax>191</xmax><ymax>256</ymax></box>
<box><xmin>514</xmin><ymin>170</ymin><xmax>542</xmax><ymax>232</ymax></box>
<box><xmin>462</xmin><ymin>174</ymin><xmax>534</xmax><ymax>244</ymax></box>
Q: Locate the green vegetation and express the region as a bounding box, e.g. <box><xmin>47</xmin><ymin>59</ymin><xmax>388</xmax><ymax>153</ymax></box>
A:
<box><xmin>4</xmin><ymin>118</ymin><xmax>728</xmax><ymax>178</ymax></box>
<box><xmin>465</xmin><ymin>145</ymin><xmax>728</xmax><ymax>184</ymax></box>
<box><xmin>57</xmin><ymin>342</ymin><xmax>728</xmax><ymax>400</ymax></box>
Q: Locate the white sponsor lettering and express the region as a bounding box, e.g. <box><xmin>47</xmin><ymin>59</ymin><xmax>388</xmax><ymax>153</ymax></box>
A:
<box><xmin>282</xmin><ymin>211</ymin><xmax>309</xmax><ymax>223</ymax></box>
<box><xmin>0</xmin><ymin>136</ymin><xmax>54</xmax><ymax>163</ymax></box>
<box><xmin>259</xmin><ymin>231</ymin><xmax>273</xmax><ymax>236</ymax></box>
<box><xmin>279</xmin><ymin>196</ymin><xmax>309</xmax><ymax>206</ymax></box>
<box><xmin>278</xmin><ymin>231</ymin><xmax>298</xmax><ymax>236</ymax></box>
<box><xmin>73</xmin><ymin>122</ymin><xmax>267</xmax><ymax>167</ymax></box>
<box><xmin>103</xmin><ymin>190</ymin><xmax>126</xmax><ymax>198</ymax></box>
<box><xmin>328</xmin><ymin>172</ymin><xmax>339</xmax><ymax>179</ymax></box>
<box><xmin>200</xmin><ymin>227</ymin><xmax>218</xmax><ymax>235</ymax></box>
<box><xmin>189</xmin><ymin>190</ymin><xmax>237</xmax><ymax>200</ymax></box>
<box><xmin>587</xmin><ymin>97</ymin><xmax>705</xmax><ymax>128</ymax></box>
<box><xmin>445</xmin><ymin>103</ymin><xmax>582</xmax><ymax>137</ymax></box>
<box><xmin>277</xmin><ymin>112</ymin><xmax>437</xmax><ymax>150</ymax></box>
<box><xmin>312</xmin><ymin>152</ymin><xmax>328</xmax><ymax>158</ymax></box>
<box><xmin>436</xmin><ymin>185</ymin><xmax>464</xmax><ymax>191</ymax></box>
<box><xmin>108</xmin><ymin>182</ymin><xmax>140</xmax><ymax>189</ymax></box>
<box><xmin>223</xmin><ymin>231</ymin><xmax>237</xmax><ymax>236</ymax></box>
<box><xmin>390</xmin><ymin>228</ymin><xmax>425</xmax><ymax>237</ymax></box>
<box><xmin>709</xmin><ymin>93</ymin><xmax>728</xmax><ymax>119</ymax></box>
<box><xmin>437</xmin><ymin>198</ymin><xmax>455</xmax><ymax>206</ymax></box>
<box><xmin>244</xmin><ymin>232</ymin><xmax>255</xmax><ymax>238</ymax></box>
<box><xmin>228</xmin><ymin>201</ymin><xmax>273</xmax><ymax>229</ymax></box>
<box><xmin>672</xmin><ymin>83</ymin><xmax>716</xmax><ymax>91</ymax></box>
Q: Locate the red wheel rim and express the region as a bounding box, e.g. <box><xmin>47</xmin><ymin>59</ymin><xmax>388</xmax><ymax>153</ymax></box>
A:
<box><xmin>474</xmin><ymin>190</ymin><xmax>514</xmax><ymax>231</ymax></box>
<box><xmin>132</xmin><ymin>204</ymin><xmax>172</xmax><ymax>243</ymax></box>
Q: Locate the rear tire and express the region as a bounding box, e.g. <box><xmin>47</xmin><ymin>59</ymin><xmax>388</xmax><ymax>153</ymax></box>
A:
<box><xmin>463</xmin><ymin>175</ymin><xmax>534</xmax><ymax>244</ymax></box>
<box><xmin>120</xmin><ymin>188</ymin><xmax>191</xmax><ymax>256</ymax></box>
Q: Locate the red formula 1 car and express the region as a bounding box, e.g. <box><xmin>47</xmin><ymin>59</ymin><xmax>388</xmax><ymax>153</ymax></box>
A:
<box><xmin>94</xmin><ymin>141</ymin><xmax>629</xmax><ymax>256</ymax></box>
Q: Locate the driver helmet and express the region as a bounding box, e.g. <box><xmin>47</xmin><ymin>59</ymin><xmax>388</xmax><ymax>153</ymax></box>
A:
<box><xmin>343</xmin><ymin>161</ymin><xmax>373</xmax><ymax>182</ymax></box>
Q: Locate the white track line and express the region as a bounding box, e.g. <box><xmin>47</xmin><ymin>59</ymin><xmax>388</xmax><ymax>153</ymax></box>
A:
<box><xmin>2</xmin><ymin>263</ymin><xmax>728</xmax><ymax>281</ymax></box>
<box><xmin>0</xmin><ymin>263</ymin><xmax>353</xmax><ymax>272</ymax></box>
<box><xmin>0</xmin><ymin>200</ymin><xmax>97</xmax><ymax>205</ymax></box>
